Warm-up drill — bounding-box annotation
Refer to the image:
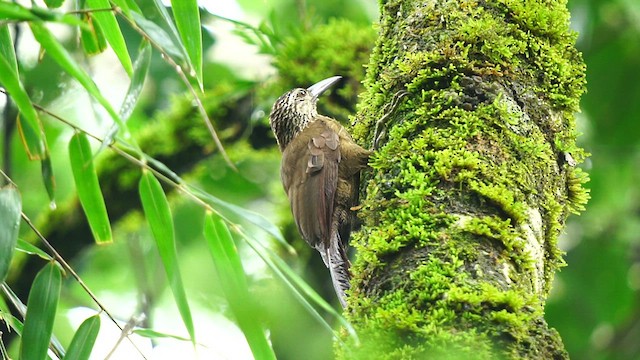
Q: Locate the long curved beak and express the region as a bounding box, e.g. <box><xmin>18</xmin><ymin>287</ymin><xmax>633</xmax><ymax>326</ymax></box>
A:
<box><xmin>307</xmin><ymin>75</ymin><xmax>342</xmax><ymax>100</ymax></box>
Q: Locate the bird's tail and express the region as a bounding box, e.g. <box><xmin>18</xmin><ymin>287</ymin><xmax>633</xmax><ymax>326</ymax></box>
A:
<box><xmin>326</xmin><ymin>232</ymin><xmax>351</xmax><ymax>308</ymax></box>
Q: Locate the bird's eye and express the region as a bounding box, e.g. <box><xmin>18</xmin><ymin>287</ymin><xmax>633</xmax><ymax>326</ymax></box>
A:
<box><xmin>296</xmin><ymin>90</ymin><xmax>307</xmax><ymax>100</ymax></box>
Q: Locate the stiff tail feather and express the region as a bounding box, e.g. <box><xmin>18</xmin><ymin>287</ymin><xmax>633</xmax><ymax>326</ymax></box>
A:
<box><xmin>326</xmin><ymin>232</ymin><xmax>351</xmax><ymax>308</ymax></box>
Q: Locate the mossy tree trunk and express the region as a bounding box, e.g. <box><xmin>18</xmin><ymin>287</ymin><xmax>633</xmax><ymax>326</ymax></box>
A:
<box><xmin>343</xmin><ymin>0</ymin><xmax>588</xmax><ymax>358</ymax></box>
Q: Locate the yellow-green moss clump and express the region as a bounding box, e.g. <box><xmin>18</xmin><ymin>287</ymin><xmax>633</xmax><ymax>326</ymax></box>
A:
<box><xmin>341</xmin><ymin>0</ymin><xmax>587</xmax><ymax>358</ymax></box>
<box><xmin>265</xmin><ymin>18</ymin><xmax>377</xmax><ymax>122</ymax></box>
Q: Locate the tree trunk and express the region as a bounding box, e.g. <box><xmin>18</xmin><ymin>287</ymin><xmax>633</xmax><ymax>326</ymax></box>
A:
<box><xmin>343</xmin><ymin>0</ymin><xmax>588</xmax><ymax>358</ymax></box>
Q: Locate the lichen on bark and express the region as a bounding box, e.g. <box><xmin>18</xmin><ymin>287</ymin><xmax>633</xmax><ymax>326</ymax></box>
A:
<box><xmin>342</xmin><ymin>0</ymin><xmax>588</xmax><ymax>358</ymax></box>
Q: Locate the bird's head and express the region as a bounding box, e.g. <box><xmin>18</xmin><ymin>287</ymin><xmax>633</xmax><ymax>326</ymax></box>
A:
<box><xmin>269</xmin><ymin>76</ymin><xmax>342</xmax><ymax>151</ymax></box>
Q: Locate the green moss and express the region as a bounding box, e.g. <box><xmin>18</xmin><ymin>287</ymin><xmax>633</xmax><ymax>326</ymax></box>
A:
<box><xmin>265</xmin><ymin>19</ymin><xmax>376</xmax><ymax>122</ymax></box>
<box><xmin>566</xmin><ymin>167</ymin><xmax>590</xmax><ymax>214</ymax></box>
<box><xmin>339</xmin><ymin>0</ymin><xmax>586</xmax><ymax>358</ymax></box>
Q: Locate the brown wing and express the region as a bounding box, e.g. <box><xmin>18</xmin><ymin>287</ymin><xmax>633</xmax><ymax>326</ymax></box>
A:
<box><xmin>281</xmin><ymin>120</ymin><xmax>340</xmax><ymax>259</ymax></box>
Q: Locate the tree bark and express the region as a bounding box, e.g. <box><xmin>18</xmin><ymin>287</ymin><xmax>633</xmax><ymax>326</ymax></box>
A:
<box><xmin>343</xmin><ymin>0</ymin><xmax>588</xmax><ymax>358</ymax></box>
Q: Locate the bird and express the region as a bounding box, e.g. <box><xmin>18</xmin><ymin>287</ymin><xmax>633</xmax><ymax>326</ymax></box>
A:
<box><xmin>269</xmin><ymin>76</ymin><xmax>372</xmax><ymax>308</ymax></box>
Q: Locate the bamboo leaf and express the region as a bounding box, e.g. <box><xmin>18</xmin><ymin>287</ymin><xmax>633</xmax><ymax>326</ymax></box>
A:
<box><xmin>29</xmin><ymin>21</ymin><xmax>126</xmax><ymax>133</ymax></box>
<box><xmin>130</xmin><ymin>11</ymin><xmax>184</xmax><ymax>62</ymax></box>
<box><xmin>0</xmin><ymin>313</ymin><xmax>23</xmax><ymax>335</ymax></box>
<box><xmin>0</xmin><ymin>2</ymin><xmax>88</xmax><ymax>29</ymax></box>
<box><xmin>20</xmin><ymin>262</ymin><xmax>62</xmax><ymax>360</ymax></box>
<box><xmin>16</xmin><ymin>238</ymin><xmax>53</xmax><ymax>260</ymax></box>
<box><xmin>0</xmin><ymin>33</ymin><xmax>47</xmax><ymax>159</ymax></box>
<box><xmin>0</xmin><ymin>187</ymin><xmax>21</xmax><ymax>283</ymax></box>
<box><xmin>86</xmin><ymin>0</ymin><xmax>133</xmax><ymax>76</ymax></box>
<box><xmin>203</xmin><ymin>212</ymin><xmax>276</xmax><ymax>360</ymax></box>
<box><xmin>0</xmin><ymin>25</ymin><xmax>17</xmax><ymax>69</ymax></box>
<box><xmin>190</xmin><ymin>186</ymin><xmax>293</xmax><ymax>254</ymax></box>
<box><xmin>41</xmin><ymin>156</ymin><xmax>56</xmax><ymax>206</ymax></box>
<box><xmin>98</xmin><ymin>40</ymin><xmax>151</xmax><ymax>155</ymax></box>
<box><xmin>139</xmin><ymin>171</ymin><xmax>195</xmax><ymax>343</ymax></box>
<box><xmin>0</xmin><ymin>2</ymin><xmax>37</xmax><ymax>21</ymax></box>
<box><xmin>119</xmin><ymin>40</ymin><xmax>151</xmax><ymax>121</ymax></box>
<box><xmin>111</xmin><ymin>0</ymin><xmax>141</xmax><ymax>15</ymax></box>
<box><xmin>44</xmin><ymin>0</ymin><xmax>64</xmax><ymax>9</ymax></box>
<box><xmin>69</xmin><ymin>132</ymin><xmax>112</xmax><ymax>244</ymax></box>
<box><xmin>80</xmin><ymin>13</ymin><xmax>107</xmax><ymax>55</ymax></box>
<box><xmin>64</xmin><ymin>315</ymin><xmax>100</xmax><ymax>360</ymax></box>
<box><xmin>170</xmin><ymin>0</ymin><xmax>202</xmax><ymax>83</ymax></box>
<box><xmin>133</xmin><ymin>328</ymin><xmax>190</xmax><ymax>341</ymax></box>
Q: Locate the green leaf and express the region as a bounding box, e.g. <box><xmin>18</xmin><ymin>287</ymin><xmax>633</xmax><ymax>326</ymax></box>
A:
<box><xmin>80</xmin><ymin>13</ymin><xmax>108</xmax><ymax>55</ymax></box>
<box><xmin>139</xmin><ymin>171</ymin><xmax>195</xmax><ymax>343</ymax></box>
<box><xmin>86</xmin><ymin>0</ymin><xmax>133</xmax><ymax>76</ymax></box>
<box><xmin>204</xmin><ymin>212</ymin><xmax>276</xmax><ymax>360</ymax></box>
<box><xmin>170</xmin><ymin>0</ymin><xmax>202</xmax><ymax>83</ymax></box>
<box><xmin>0</xmin><ymin>2</ymin><xmax>88</xmax><ymax>29</ymax></box>
<box><xmin>130</xmin><ymin>11</ymin><xmax>184</xmax><ymax>62</ymax></box>
<box><xmin>112</xmin><ymin>0</ymin><xmax>141</xmax><ymax>15</ymax></box>
<box><xmin>133</xmin><ymin>328</ymin><xmax>190</xmax><ymax>342</ymax></box>
<box><xmin>237</xmin><ymin>228</ymin><xmax>357</xmax><ymax>343</ymax></box>
<box><xmin>64</xmin><ymin>315</ymin><xmax>100</xmax><ymax>360</ymax></box>
<box><xmin>69</xmin><ymin>132</ymin><xmax>112</xmax><ymax>244</ymax></box>
<box><xmin>0</xmin><ymin>313</ymin><xmax>23</xmax><ymax>336</ymax></box>
<box><xmin>0</xmin><ymin>30</ymin><xmax>47</xmax><ymax>160</ymax></box>
<box><xmin>120</xmin><ymin>41</ymin><xmax>151</xmax><ymax>121</ymax></box>
<box><xmin>20</xmin><ymin>262</ymin><xmax>62</xmax><ymax>360</ymax></box>
<box><xmin>29</xmin><ymin>21</ymin><xmax>127</xmax><ymax>134</ymax></box>
<box><xmin>16</xmin><ymin>238</ymin><xmax>53</xmax><ymax>260</ymax></box>
<box><xmin>44</xmin><ymin>0</ymin><xmax>64</xmax><ymax>9</ymax></box>
<box><xmin>0</xmin><ymin>2</ymin><xmax>37</xmax><ymax>21</ymax></box>
<box><xmin>0</xmin><ymin>187</ymin><xmax>21</xmax><ymax>283</ymax></box>
<box><xmin>0</xmin><ymin>25</ymin><xmax>17</xmax><ymax>69</ymax></box>
<box><xmin>41</xmin><ymin>156</ymin><xmax>56</xmax><ymax>206</ymax></box>
<box><xmin>98</xmin><ymin>40</ymin><xmax>151</xmax><ymax>155</ymax></box>
<box><xmin>190</xmin><ymin>186</ymin><xmax>294</xmax><ymax>254</ymax></box>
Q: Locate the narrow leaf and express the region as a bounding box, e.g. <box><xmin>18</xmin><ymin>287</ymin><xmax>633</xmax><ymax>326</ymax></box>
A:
<box><xmin>204</xmin><ymin>212</ymin><xmax>275</xmax><ymax>360</ymax></box>
<box><xmin>0</xmin><ymin>3</ymin><xmax>88</xmax><ymax>29</ymax></box>
<box><xmin>44</xmin><ymin>0</ymin><xmax>64</xmax><ymax>9</ymax></box>
<box><xmin>98</xmin><ymin>40</ymin><xmax>151</xmax><ymax>154</ymax></box>
<box><xmin>16</xmin><ymin>238</ymin><xmax>53</xmax><ymax>260</ymax></box>
<box><xmin>0</xmin><ymin>313</ymin><xmax>23</xmax><ymax>335</ymax></box>
<box><xmin>0</xmin><ymin>2</ymin><xmax>37</xmax><ymax>21</ymax></box>
<box><xmin>41</xmin><ymin>156</ymin><xmax>56</xmax><ymax>206</ymax></box>
<box><xmin>170</xmin><ymin>0</ymin><xmax>202</xmax><ymax>83</ymax></box>
<box><xmin>20</xmin><ymin>262</ymin><xmax>62</xmax><ymax>360</ymax></box>
<box><xmin>147</xmin><ymin>0</ymin><xmax>187</xmax><ymax>57</ymax></box>
<box><xmin>80</xmin><ymin>13</ymin><xmax>108</xmax><ymax>55</ymax></box>
<box><xmin>0</xmin><ymin>25</ymin><xmax>17</xmax><ymax>70</ymax></box>
<box><xmin>190</xmin><ymin>186</ymin><xmax>293</xmax><ymax>254</ymax></box>
<box><xmin>29</xmin><ymin>21</ymin><xmax>127</xmax><ymax>134</ymax></box>
<box><xmin>229</xmin><ymin>224</ymin><xmax>357</xmax><ymax>342</ymax></box>
<box><xmin>69</xmin><ymin>132</ymin><xmax>112</xmax><ymax>244</ymax></box>
<box><xmin>130</xmin><ymin>11</ymin><xmax>184</xmax><ymax>62</ymax></box>
<box><xmin>86</xmin><ymin>0</ymin><xmax>133</xmax><ymax>76</ymax></box>
<box><xmin>64</xmin><ymin>315</ymin><xmax>100</xmax><ymax>360</ymax></box>
<box><xmin>0</xmin><ymin>42</ymin><xmax>47</xmax><ymax>159</ymax></box>
<box><xmin>139</xmin><ymin>171</ymin><xmax>195</xmax><ymax>343</ymax></box>
<box><xmin>133</xmin><ymin>328</ymin><xmax>190</xmax><ymax>341</ymax></box>
<box><xmin>119</xmin><ymin>40</ymin><xmax>151</xmax><ymax>121</ymax></box>
<box><xmin>0</xmin><ymin>187</ymin><xmax>21</xmax><ymax>283</ymax></box>
<box><xmin>112</xmin><ymin>0</ymin><xmax>141</xmax><ymax>15</ymax></box>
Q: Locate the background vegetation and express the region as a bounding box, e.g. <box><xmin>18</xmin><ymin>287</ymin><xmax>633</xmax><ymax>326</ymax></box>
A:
<box><xmin>0</xmin><ymin>0</ymin><xmax>637</xmax><ymax>359</ymax></box>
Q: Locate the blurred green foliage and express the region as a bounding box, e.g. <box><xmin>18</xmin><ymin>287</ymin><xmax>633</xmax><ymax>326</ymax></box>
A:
<box><xmin>545</xmin><ymin>1</ymin><xmax>640</xmax><ymax>359</ymax></box>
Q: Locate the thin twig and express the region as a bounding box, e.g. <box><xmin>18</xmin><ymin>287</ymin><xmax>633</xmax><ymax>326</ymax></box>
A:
<box><xmin>17</xmin><ymin>213</ymin><xmax>149</xmax><ymax>359</ymax></box>
<box><xmin>110</xmin><ymin>5</ymin><xmax>236</xmax><ymax>170</ymax></box>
